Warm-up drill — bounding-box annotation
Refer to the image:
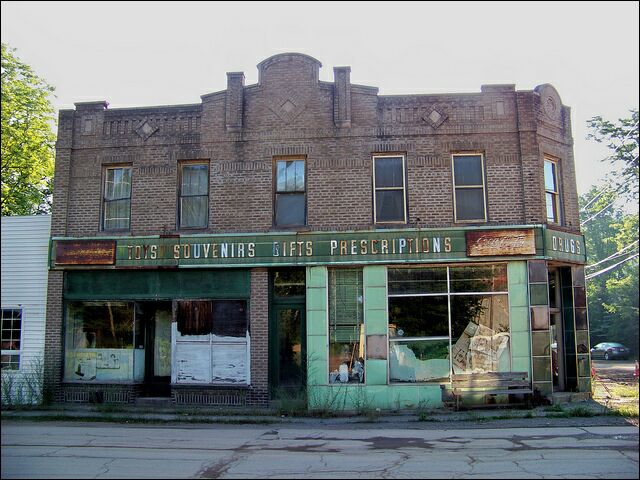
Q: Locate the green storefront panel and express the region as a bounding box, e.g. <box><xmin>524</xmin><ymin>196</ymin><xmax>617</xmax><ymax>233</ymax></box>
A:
<box><xmin>65</xmin><ymin>269</ymin><xmax>250</xmax><ymax>300</ymax></box>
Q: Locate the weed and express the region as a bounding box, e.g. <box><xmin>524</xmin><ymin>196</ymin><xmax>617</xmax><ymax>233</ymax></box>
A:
<box><xmin>416</xmin><ymin>399</ymin><xmax>432</xmax><ymax>422</ymax></box>
<box><xmin>565</xmin><ymin>405</ymin><xmax>596</xmax><ymax>417</ymax></box>
<box><xmin>607</xmin><ymin>403</ymin><xmax>639</xmax><ymax>418</ymax></box>
<box><xmin>273</xmin><ymin>387</ymin><xmax>308</xmax><ymax>417</ymax></box>
<box><xmin>545</xmin><ymin>404</ymin><xmax>565</xmax><ymax>412</ymax></box>
<box><xmin>1</xmin><ymin>356</ymin><xmax>44</xmax><ymax>408</ymax></box>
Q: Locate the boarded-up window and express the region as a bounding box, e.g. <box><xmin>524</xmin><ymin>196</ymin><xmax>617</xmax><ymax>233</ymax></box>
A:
<box><xmin>212</xmin><ymin>301</ymin><xmax>247</xmax><ymax>337</ymax></box>
<box><xmin>177</xmin><ymin>301</ymin><xmax>213</xmax><ymax>335</ymax></box>
<box><xmin>175</xmin><ymin>300</ymin><xmax>249</xmax><ymax>384</ymax></box>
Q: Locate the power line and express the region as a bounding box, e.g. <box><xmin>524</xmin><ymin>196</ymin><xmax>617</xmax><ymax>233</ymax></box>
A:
<box><xmin>580</xmin><ymin>119</ymin><xmax>639</xmax><ymax>213</ymax></box>
<box><xmin>585</xmin><ymin>252</ymin><xmax>639</xmax><ymax>280</ymax></box>
<box><xmin>580</xmin><ymin>171</ymin><xmax>631</xmax><ymax>227</ymax></box>
<box><xmin>586</xmin><ymin>240</ymin><xmax>639</xmax><ymax>269</ymax></box>
<box><xmin>580</xmin><ymin>198</ymin><xmax>618</xmax><ymax>227</ymax></box>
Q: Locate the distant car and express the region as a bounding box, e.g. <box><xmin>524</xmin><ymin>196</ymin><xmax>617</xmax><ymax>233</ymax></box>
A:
<box><xmin>590</xmin><ymin>342</ymin><xmax>631</xmax><ymax>360</ymax></box>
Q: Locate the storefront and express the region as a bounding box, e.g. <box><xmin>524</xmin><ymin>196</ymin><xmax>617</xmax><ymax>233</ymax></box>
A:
<box><xmin>50</xmin><ymin>225</ymin><xmax>588</xmax><ymax>410</ymax></box>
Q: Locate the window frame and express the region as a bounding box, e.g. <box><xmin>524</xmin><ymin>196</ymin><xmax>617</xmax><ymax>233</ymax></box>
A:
<box><xmin>451</xmin><ymin>153</ymin><xmax>488</xmax><ymax>223</ymax></box>
<box><xmin>327</xmin><ymin>268</ymin><xmax>366</xmax><ymax>384</ymax></box>
<box><xmin>372</xmin><ymin>154</ymin><xmax>408</xmax><ymax>225</ymax></box>
<box><xmin>1</xmin><ymin>307</ymin><xmax>23</xmax><ymax>371</ymax></box>
<box><xmin>387</xmin><ymin>264</ymin><xmax>511</xmax><ymax>384</ymax></box>
<box><xmin>178</xmin><ymin>160</ymin><xmax>210</xmax><ymax>230</ymax></box>
<box><xmin>544</xmin><ymin>157</ymin><xmax>562</xmax><ymax>224</ymax></box>
<box><xmin>174</xmin><ymin>299</ymin><xmax>251</xmax><ymax>385</ymax></box>
<box><xmin>273</xmin><ymin>157</ymin><xmax>307</xmax><ymax>228</ymax></box>
<box><xmin>101</xmin><ymin>165</ymin><xmax>132</xmax><ymax>232</ymax></box>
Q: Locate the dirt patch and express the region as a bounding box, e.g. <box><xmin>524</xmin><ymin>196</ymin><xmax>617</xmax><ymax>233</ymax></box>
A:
<box><xmin>591</xmin><ymin>360</ymin><xmax>638</xmax><ymax>426</ymax></box>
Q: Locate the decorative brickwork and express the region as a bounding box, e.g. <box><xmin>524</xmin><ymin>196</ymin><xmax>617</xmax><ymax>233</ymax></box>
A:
<box><xmin>44</xmin><ymin>53</ymin><xmax>582</xmax><ymax>408</ymax></box>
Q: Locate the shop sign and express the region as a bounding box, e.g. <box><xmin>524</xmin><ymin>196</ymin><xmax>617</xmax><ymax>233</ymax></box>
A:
<box><xmin>544</xmin><ymin>229</ymin><xmax>586</xmax><ymax>263</ymax></box>
<box><xmin>466</xmin><ymin>229</ymin><xmax>536</xmax><ymax>256</ymax></box>
<box><xmin>55</xmin><ymin>240</ymin><xmax>116</xmax><ymax>265</ymax></box>
<box><xmin>51</xmin><ymin>227</ymin><xmax>545</xmax><ymax>269</ymax></box>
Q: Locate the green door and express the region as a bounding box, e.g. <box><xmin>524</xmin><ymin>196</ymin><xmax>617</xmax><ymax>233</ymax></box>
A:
<box><xmin>269</xmin><ymin>268</ymin><xmax>306</xmax><ymax>397</ymax></box>
<box><xmin>272</xmin><ymin>305</ymin><xmax>306</xmax><ymax>392</ymax></box>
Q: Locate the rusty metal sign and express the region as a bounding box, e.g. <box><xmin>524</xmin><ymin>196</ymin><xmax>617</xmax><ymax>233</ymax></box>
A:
<box><xmin>466</xmin><ymin>229</ymin><xmax>536</xmax><ymax>257</ymax></box>
<box><xmin>55</xmin><ymin>240</ymin><xmax>116</xmax><ymax>265</ymax></box>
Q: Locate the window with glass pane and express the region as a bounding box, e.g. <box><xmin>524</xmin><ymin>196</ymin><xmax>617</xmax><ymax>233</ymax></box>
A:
<box><xmin>1</xmin><ymin>309</ymin><xmax>22</xmax><ymax>370</ymax></box>
<box><xmin>544</xmin><ymin>159</ymin><xmax>560</xmax><ymax>223</ymax></box>
<box><xmin>452</xmin><ymin>154</ymin><xmax>486</xmax><ymax>221</ymax></box>
<box><xmin>449</xmin><ymin>265</ymin><xmax>508</xmax><ymax>293</ymax></box>
<box><xmin>390</xmin><ymin>339</ymin><xmax>450</xmax><ymax>383</ymax></box>
<box><xmin>273</xmin><ymin>269</ymin><xmax>306</xmax><ymax>298</ymax></box>
<box><xmin>274</xmin><ymin>159</ymin><xmax>305</xmax><ymax>226</ymax></box>
<box><xmin>103</xmin><ymin>167</ymin><xmax>131</xmax><ymax>230</ymax></box>
<box><xmin>388</xmin><ymin>268</ymin><xmax>448</xmax><ymax>295</ymax></box>
<box><xmin>328</xmin><ymin>269</ymin><xmax>365</xmax><ymax>384</ymax></box>
<box><xmin>64</xmin><ymin>302</ymin><xmax>135</xmax><ymax>382</ymax></box>
<box><xmin>450</xmin><ymin>294</ymin><xmax>510</xmax><ymax>374</ymax></box>
<box><xmin>373</xmin><ymin>156</ymin><xmax>406</xmax><ymax>223</ymax></box>
<box><xmin>180</xmin><ymin>163</ymin><xmax>209</xmax><ymax>228</ymax></box>
<box><xmin>387</xmin><ymin>265</ymin><xmax>511</xmax><ymax>383</ymax></box>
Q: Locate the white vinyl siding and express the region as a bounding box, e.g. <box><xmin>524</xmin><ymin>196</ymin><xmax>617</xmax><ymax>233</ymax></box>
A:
<box><xmin>1</xmin><ymin>215</ymin><xmax>50</xmax><ymax>403</ymax></box>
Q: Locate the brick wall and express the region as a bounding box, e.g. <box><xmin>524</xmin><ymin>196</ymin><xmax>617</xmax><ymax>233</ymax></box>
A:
<box><xmin>45</xmin><ymin>53</ymin><xmax>581</xmax><ymax>405</ymax></box>
<box><xmin>51</xmin><ymin>54</ymin><xmax>578</xmax><ymax>237</ymax></box>
<box><xmin>248</xmin><ymin>268</ymin><xmax>269</xmax><ymax>407</ymax></box>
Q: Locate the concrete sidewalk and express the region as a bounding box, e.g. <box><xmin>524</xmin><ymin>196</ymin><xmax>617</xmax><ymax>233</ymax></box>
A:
<box><xmin>2</xmin><ymin>398</ymin><xmax>636</xmax><ymax>429</ymax></box>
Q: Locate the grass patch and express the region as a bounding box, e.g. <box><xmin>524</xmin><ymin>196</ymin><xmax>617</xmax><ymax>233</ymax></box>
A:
<box><xmin>611</xmin><ymin>384</ymin><xmax>639</xmax><ymax>399</ymax></box>
<box><xmin>607</xmin><ymin>403</ymin><xmax>639</xmax><ymax>418</ymax></box>
<box><xmin>566</xmin><ymin>406</ymin><xmax>596</xmax><ymax>417</ymax></box>
<box><xmin>545</xmin><ymin>404</ymin><xmax>565</xmax><ymax>412</ymax></box>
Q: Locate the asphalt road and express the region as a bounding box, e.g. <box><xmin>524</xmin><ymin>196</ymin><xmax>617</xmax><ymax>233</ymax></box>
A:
<box><xmin>2</xmin><ymin>420</ymin><xmax>638</xmax><ymax>479</ymax></box>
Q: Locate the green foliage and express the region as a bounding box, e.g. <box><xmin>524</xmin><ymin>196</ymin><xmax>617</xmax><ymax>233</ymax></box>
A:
<box><xmin>581</xmin><ymin>109</ymin><xmax>639</xmax><ymax>357</ymax></box>
<box><xmin>587</xmin><ymin>109</ymin><xmax>639</xmax><ymax>200</ymax></box>
<box><xmin>581</xmin><ymin>189</ymin><xmax>639</xmax><ymax>355</ymax></box>
<box><xmin>1</xmin><ymin>43</ymin><xmax>56</xmax><ymax>215</ymax></box>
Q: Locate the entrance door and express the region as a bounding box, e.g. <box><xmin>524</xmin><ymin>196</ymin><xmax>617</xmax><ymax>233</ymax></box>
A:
<box><xmin>137</xmin><ymin>302</ymin><xmax>172</xmax><ymax>396</ymax></box>
<box><xmin>272</xmin><ymin>305</ymin><xmax>306</xmax><ymax>392</ymax></box>
<box><xmin>269</xmin><ymin>268</ymin><xmax>306</xmax><ymax>397</ymax></box>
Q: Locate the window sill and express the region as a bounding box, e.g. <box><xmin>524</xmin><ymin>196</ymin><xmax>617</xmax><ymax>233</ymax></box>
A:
<box><xmin>270</xmin><ymin>226</ymin><xmax>310</xmax><ymax>232</ymax></box>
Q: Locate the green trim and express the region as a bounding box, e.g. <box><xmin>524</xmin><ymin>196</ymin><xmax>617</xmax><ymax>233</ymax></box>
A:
<box><xmin>50</xmin><ymin>226</ymin><xmax>553</xmax><ymax>270</ymax></box>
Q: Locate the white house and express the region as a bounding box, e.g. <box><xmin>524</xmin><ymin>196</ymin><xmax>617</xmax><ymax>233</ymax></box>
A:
<box><xmin>1</xmin><ymin>215</ymin><xmax>51</xmax><ymax>404</ymax></box>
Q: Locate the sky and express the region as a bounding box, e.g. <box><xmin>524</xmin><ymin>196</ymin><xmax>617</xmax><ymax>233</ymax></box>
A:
<box><xmin>2</xmin><ymin>1</ymin><xmax>638</xmax><ymax>200</ymax></box>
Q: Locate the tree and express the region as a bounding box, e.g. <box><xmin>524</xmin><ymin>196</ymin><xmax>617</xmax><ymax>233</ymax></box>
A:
<box><xmin>586</xmin><ymin>109</ymin><xmax>639</xmax><ymax>201</ymax></box>
<box><xmin>582</xmin><ymin>108</ymin><xmax>640</xmax><ymax>357</ymax></box>
<box><xmin>580</xmin><ymin>188</ymin><xmax>639</xmax><ymax>356</ymax></box>
<box><xmin>1</xmin><ymin>43</ymin><xmax>56</xmax><ymax>216</ymax></box>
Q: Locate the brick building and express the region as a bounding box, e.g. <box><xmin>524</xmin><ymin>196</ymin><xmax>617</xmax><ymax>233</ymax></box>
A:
<box><xmin>45</xmin><ymin>53</ymin><xmax>590</xmax><ymax>410</ymax></box>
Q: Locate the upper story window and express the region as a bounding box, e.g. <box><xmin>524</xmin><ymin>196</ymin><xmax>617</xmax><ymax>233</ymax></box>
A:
<box><xmin>179</xmin><ymin>162</ymin><xmax>209</xmax><ymax>229</ymax></box>
<box><xmin>373</xmin><ymin>155</ymin><xmax>407</xmax><ymax>224</ymax></box>
<box><xmin>103</xmin><ymin>166</ymin><xmax>132</xmax><ymax>231</ymax></box>
<box><xmin>274</xmin><ymin>158</ymin><xmax>306</xmax><ymax>227</ymax></box>
<box><xmin>544</xmin><ymin>158</ymin><xmax>561</xmax><ymax>224</ymax></box>
<box><xmin>1</xmin><ymin>308</ymin><xmax>22</xmax><ymax>370</ymax></box>
<box><xmin>452</xmin><ymin>154</ymin><xmax>487</xmax><ymax>222</ymax></box>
